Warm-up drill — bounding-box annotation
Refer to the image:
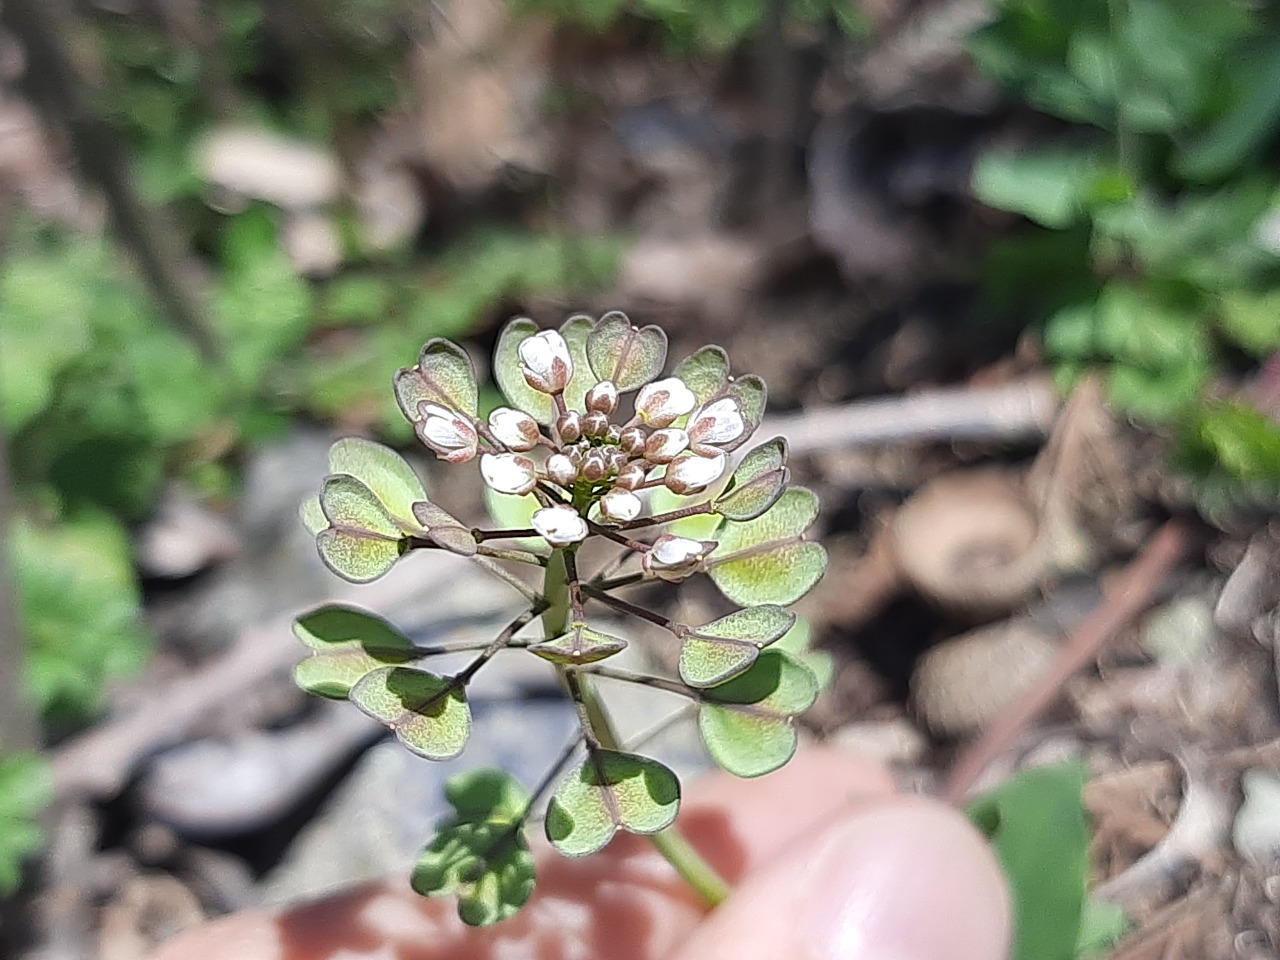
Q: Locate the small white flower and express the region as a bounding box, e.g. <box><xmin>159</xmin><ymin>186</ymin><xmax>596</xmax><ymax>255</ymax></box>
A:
<box><xmin>480</xmin><ymin>452</ymin><xmax>538</xmax><ymax>496</ymax></box>
<box><xmin>545</xmin><ymin>453</ymin><xmax>578</xmax><ymax>487</ymax></box>
<box><xmin>417</xmin><ymin>402</ymin><xmax>478</xmax><ymax>463</ymax></box>
<box><xmin>687</xmin><ymin>397</ymin><xmax>745</xmax><ymax>453</ymax></box>
<box><xmin>643</xmin><ymin>534</ymin><xmax>713</xmax><ymax>581</ymax></box>
<box><xmin>635</xmin><ymin>377</ymin><xmax>696</xmax><ymax>428</ymax></box>
<box><xmin>599</xmin><ymin>488</ymin><xmax>642</xmax><ymax>523</ymax></box>
<box><xmin>488</xmin><ymin>407</ymin><xmax>540</xmax><ymax>451</ymax></box>
<box><xmin>664</xmin><ymin>451</ymin><xmax>726</xmax><ymax>494</ymax></box>
<box><xmin>532</xmin><ymin>505</ymin><xmax>588</xmax><ymax>546</ymax></box>
<box><xmin>643</xmin><ymin>428</ymin><xmax>689</xmax><ymax>464</ymax></box>
<box><xmin>585</xmin><ymin>380</ymin><xmax>619</xmax><ymax>415</ymax></box>
<box><xmin>518</xmin><ymin>330</ymin><xmax>573</xmax><ymax>394</ymax></box>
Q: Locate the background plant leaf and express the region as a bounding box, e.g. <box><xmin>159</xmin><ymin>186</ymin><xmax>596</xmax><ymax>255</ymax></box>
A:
<box><xmin>0</xmin><ymin>754</ymin><xmax>52</xmax><ymax>895</ymax></box>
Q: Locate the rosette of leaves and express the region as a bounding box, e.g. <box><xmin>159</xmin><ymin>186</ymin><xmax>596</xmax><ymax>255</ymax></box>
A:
<box><xmin>293</xmin><ymin>312</ymin><xmax>827</xmax><ymax>924</ymax></box>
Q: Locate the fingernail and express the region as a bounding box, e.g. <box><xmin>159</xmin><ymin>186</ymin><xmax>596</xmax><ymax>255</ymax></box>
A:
<box><xmin>802</xmin><ymin>802</ymin><xmax>1010</xmax><ymax>960</ymax></box>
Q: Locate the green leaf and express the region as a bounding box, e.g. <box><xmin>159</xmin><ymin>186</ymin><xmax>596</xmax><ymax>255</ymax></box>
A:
<box><xmin>966</xmin><ymin>762</ymin><xmax>1090</xmax><ymax>960</ymax></box>
<box><xmin>411</xmin><ymin>501</ymin><xmax>479</xmax><ymax>556</ymax></box>
<box><xmin>350</xmin><ymin>666</ymin><xmax>471</xmax><ymax>760</ymax></box>
<box><xmin>771</xmin><ymin>617</ymin><xmax>835</xmax><ymax>690</ymax></box>
<box><xmin>1218</xmin><ymin>288</ymin><xmax>1280</xmax><ymax>357</ymax></box>
<box><xmin>412</xmin><ymin>769</ymin><xmax>535</xmax><ymax>927</ymax></box>
<box><xmin>529</xmin><ymin>622</ymin><xmax>628</xmax><ymax>665</ymax></box>
<box><xmin>316</xmin><ymin>475</ymin><xmax>405</xmax><ymax>583</ymax></box>
<box><xmin>1075</xmin><ymin>898</ymin><xmax>1128</xmax><ymax>958</ymax></box>
<box><xmin>646</xmin><ymin>484</ymin><xmax>722</xmax><ymax>540</ymax></box>
<box><xmin>0</xmin><ymin>754</ymin><xmax>51</xmax><ymax>895</ymax></box>
<box><xmin>679</xmin><ymin>604</ymin><xmax>795</xmax><ymax>687</ymax></box>
<box><xmin>698</xmin><ymin>650</ymin><xmax>818</xmax><ymax>778</ymax></box>
<box><xmin>545</xmin><ymin>750</ymin><xmax>680</xmax><ymax>856</ymax></box>
<box><xmin>327</xmin><ymin>438</ymin><xmax>428</xmax><ymax>531</ymax></box>
<box><xmin>714</xmin><ymin>437</ymin><xmax>789</xmax><ymax>521</ymax></box>
<box><xmin>482</xmin><ymin>487</ymin><xmax>547</xmax><ymax>554</ymax></box>
<box><xmin>708</xmin><ymin>487</ymin><xmax>826</xmax><ymax>605</ymax></box>
<box><xmin>292</xmin><ymin>604</ymin><xmax>417</xmax><ymax>699</ymax></box>
<box><xmin>972</xmin><ymin>149</ymin><xmax>1095</xmax><ymax>229</ymax></box>
<box><xmin>672</xmin><ymin>345</ymin><xmax>730</xmax><ymax>406</ymax></box>
<box><xmin>721</xmin><ymin>375</ymin><xmax>767</xmax><ymax>449</ymax></box>
<box><xmin>493</xmin><ymin>317</ymin><xmax>555</xmax><ymax>424</ymax></box>
<box><xmin>394</xmin><ymin>338</ymin><xmax>479</xmax><ymax>423</ymax></box>
<box><xmin>299</xmin><ymin>495</ymin><xmax>327</xmax><ymax>535</ymax></box>
<box><xmin>1176</xmin><ymin>37</ymin><xmax>1280</xmax><ymax>182</ymax></box>
<box><xmin>585</xmin><ymin>311</ymin><xmax>668</xmax><ymax>392</ymax></box>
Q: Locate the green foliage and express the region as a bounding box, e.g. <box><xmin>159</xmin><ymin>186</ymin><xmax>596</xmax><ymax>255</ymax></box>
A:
<box><xmin>411</xmin><ymin>769</ymin><xmax>536</xmax><ymax>926</ymax></box>
<box><xmin>292</xmin><ymin>604</ymin><xmax>418</xmax><ymax>699</ymax></box>
<box><xmin>970</xmin><ymin>0</ymin><xmax>1280</xmax><ymax>506</ymax></box>
<box><xmin>509</xmin><ymin>0</ymin><xmax>866</xmax><ymax>52</ymax></box>
<box><xmin>545</xmin><ymin>751</ymin><xmax>681</xmax><ymax>857</ymax></box>
<box><xmin>707</xmin><ymin>487</ymin><xmax>827</xmax><ymax>605</ymax></box>
<box><xmin>350</xmin><ymin>667</ymin><xmax>472</xmax><ymax>760</ymax></box>
<box><xmin>678</xmin><ymin>604</ymin><xmax>794</xmax><ymax>687</ymax></box>
<box><xmin>0</xmin><ymin>754</ymin><xmax>52</xmax><ymax>896</ymax></box>
<box><xmin>12</xmin><ymin>513</ymin><xmax>150</xmax><ymax>726</ymax></box>
<box><xmin>966</xmin><ymin>762</ymin><xmax>1125</xmax><ymax>960</ymax></box>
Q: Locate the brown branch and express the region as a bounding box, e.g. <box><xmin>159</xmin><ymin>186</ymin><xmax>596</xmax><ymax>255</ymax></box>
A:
<box><xmin>941</xmin><ymin>519</ymin><xmax>1191</xmax><ymax>806</ymax></box>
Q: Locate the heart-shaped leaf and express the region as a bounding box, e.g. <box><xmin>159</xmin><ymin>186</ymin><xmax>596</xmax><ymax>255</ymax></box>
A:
<box><xmin>672</xmin><ymin>346</ymin><xmax>730</xmax><ymax>407</ymax></box>
<box><xmin>327</xmin><ymin>437</ymin><xmax>428</xmax><ymax>531</ymax></box>
<box><xmin>494</xmin><ymin>317</ymin><xmax>555</xmax><ymax>424</ymax></box>
<box><xmin>350</xmin><ymin>666</ymin><xmax>471</xmax><ymax>760</ymax></box>
<box><xmin>714</xmin><ymin>438</ymin><xmax>789</xmax><ymax>521</ymax></box>
<box><xmin>558</xmin><ymin>314</ymin><xmax>596</xmax><ymax>414</ymax></box>
<box><xmin>529</xmin><ymin>622</ymin><xmax>628</xmax><ymax>665</ymax></box>
<box><xmin>679</xmin><ymin>604</ymin><xmax>796</xmax><ymax>687</ymax></box>
<box><xmin>412</xmin><ymin>501</ymin><xmax>478</xmax><ymax>556</ymax></box>
<box><xmin>708</xmin><ymin>487</ymin><xmax>825</xmax><ymax>605</ymax></box>
<box><xmin>317</xmin><ymin>475</ymin><xmax>405</xmax><ymax>583</ymax></box>
<box><xmin>545</xmin><ymin>750</ymin><xmax>680</xmax><ymax>857</ymax></box>
<box><xmin>412</xmin><ymin>769</ymin><xmax>535</xmax><ymax>927</ymax></box>
<box><xmin>586</xmin><ymin>312</ymin><xmax>668</xmax><ymax>393</ymax></box>
<box><xmin>394</xmin><ymin>339</ymin><xmax>478</xmax><ymax>421</ymax></box>
<box><xmin>698</xmin><ymin>650</ymin><xmax>818</xmax><ymax>778</ymax></box>
<box><xmin>771</xmin><ymin>617</ymin><xmax>834</xmax><ymax>690</ymax></box>
<box><xmin>293</xmin><ymin>604</ymin><xmax>417</xmax><ymax>698</ymax></box>
<box><xmin>717</xmin><ymin>375</ymin><xmax>767</xmax><ymax>451</ymax></box>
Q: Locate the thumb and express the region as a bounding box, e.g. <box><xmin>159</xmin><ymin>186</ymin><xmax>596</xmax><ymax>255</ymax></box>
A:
<box><xmin>673</xmin><ymin>798</ymin><xmax>1011</xmax><ymax>960</ymax></box>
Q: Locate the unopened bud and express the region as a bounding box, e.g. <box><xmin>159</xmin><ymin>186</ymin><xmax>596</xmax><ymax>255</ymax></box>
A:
<box><xmin>664</xmin><ymin>451</ymin><xmax>726</xmax><ymax>494</ymax></box>
<box><xmin>489</xmin><ymin>407</ymin><xmax>541</xmax><ymax>451</ymax></box>
<box><xmin>615</xmin><ymin>462</ymin><xmax>648</xmax><ymax>490</ymax></box>
<box><xmin>582</xmin><ymin>411</ymin><xmax>610</xmax><ymax>438</ymax></box>
<box><xmin>635</xmin><ymin>377</ymin><xmax>696</xmax><ymax>428</ymax></box>
<box><xmin>518</xmin><ymin>330</ymin><xmax>573</xmax><ymax>394</ymax></box>
<box><xmin>557</xmin><ymin>410</ymin><xmax>582</xmax><ymax>443</ymax></box>
<box><xmin>580</xmin><ymin>450</ymin><xmax>609</xmax><ymax>483</ymax></box>
<box><xmin>600</xmin><ymin>488</ymin><xmax>642</xmax><ymax>523</ymax></box>
<box><xmin>546</xmin><ymin>453</ymin><xmax>578</xmax><ymax>487</ymax></box>
<box><xmin>644</xmin><ymin>428</ymin><xmax>689</xmax><ymax>464</ymax></box>
<box><xmin>642</xmin><ymin>535</ymin><xmax>713</xmax><ymax>582</ymax></box>
<box><xmin>585</xmin><ymin>380</ymin><xmax>619</xmax><ymax>415</ymax></box>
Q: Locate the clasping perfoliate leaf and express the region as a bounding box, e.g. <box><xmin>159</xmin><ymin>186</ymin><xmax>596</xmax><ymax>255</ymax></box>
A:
<box><xmin>672</xmin><ymin>345</ymin><xmax>730</xmax><ymax>406</ymax></box>
<box><xmin>545</xmin><ymin>750</ymin><xmax>680</xmax><ymax>857</ymax></box>
<box><xmin>301</xmin><ymin>438</ymin><xmax>429</xmax><ymax>537</ymax></box>
<box><xmin>698</xmin><ymin>650</ymin><xmax>818</xmax><ymax>778</ymax></box>
<box><xmin>411</xmin><ymin>769</ymin><xmax>536</xmax><ymax>927</ymax></box>
<box><xmin>585</xmin><ymin>311</ymin><xmax>668</xmax><ymax>392</ymax></box>
<box><xmin>679</xmin><ymin>604</ymin><xmax>795</xmax><ymax>687</ymax></box>
<box><xmin>412</xmin><ymin>501</ymin><xmax>478</xmax><ymax>556</ymax></box>
<box><xmin>707</xmin><ymin>487</ymin><xmax>826</xmax><ymax>605</ymax></box>
<box><xmin>394</xmin><ymin>338</ymin><xmax>479</xmax><ymax>421</ymax></box>
<box><xmin>713</xmin><ymin>437</ymin><xmax>789</xmax><ymax>521</ymax></box>
<box><xmin>350</xmin><ymin>666</ymin><xmax>471</xmax><ymax>760</ymax></box>
<box><xmin>315</xmin><ymin>474</ymin><xmax>407</xmax><ymax>582</ymax></box>
<box><xmin>293</xmin><ymin>604</ymin><xmax>417</xmax><ymax>699</ymax></box>
<box><xmin>528</xmin><ymin>622</ymin><xmax>628</xmax><ymax>665</ymax></box>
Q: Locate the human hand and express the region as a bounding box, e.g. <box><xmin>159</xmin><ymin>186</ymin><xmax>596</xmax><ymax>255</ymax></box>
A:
<box><xmin>148</xmin><ymin>746</ymin><xmax>1009</xmax><ymax>960</ymax></box>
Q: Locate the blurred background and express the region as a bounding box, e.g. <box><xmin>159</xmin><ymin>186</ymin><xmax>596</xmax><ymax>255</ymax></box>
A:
<box><xmin>3</xmin><ymin>0</ymin><xmax>1280</xmax><ymax>956</ymax></box>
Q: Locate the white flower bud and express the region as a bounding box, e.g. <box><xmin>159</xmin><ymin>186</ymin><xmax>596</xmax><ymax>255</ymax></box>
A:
<box><xmin>643</xmin><ymin>428</ymin><xmax>689</xmax><ymax>464</ymax></box>
<box><xmin>580</xmin><ymin>449</ymin><xmax>609</xmax><ymax>483</ymax></box>
<box><xmin>546</xmin><ymin>453</ymin><xmax>578</xmax><ymax>487</ymax></box>
<box><xmin>615</xmin><ymin>461</ymin><xmax>648</xmax><ymax>490</ymax></box>
<box><xmin>518</xmin><ymin>330</ymin><xmax>573</xmax><ymax>394</ymax></box>
<box><xmin>635</xmin><ymin>377</ymin><xmax>696</xmax><ymax>428</ymax></box>
<box><xmin>480</xmin><ymin>452</ymin><xmax>538</xmax><ymax>496</ymax></box>
<box><xmin>532</xmin><ymin>505</ymin><xmax>588</xmax><ymax>546</ymax></box>
<box><xmin>619</xmin><ymin>426</ymin><xmax>647</xmax><ymax>456</ymax></box>
<box><xmin>488</xmin><ymin>406</ymin><xmax>540</xmax><ymax>451</ymax></box>
<box><xmin>416</xmin><ymin>402</ymin><xmax>478</xmax><ymax>463</ymax></box>
<box><xmin>585</xmin><ymin>380</ymin><xmax>619</xmax><ymax>415</ymax></box>
<box><xmin>582</xmin><ymin>411</ymin><xmax>610</xmax><ymax>438</ymax></box>
<box><xmin>664</xmin><ymin>451</ymin><xmax>726</xmax><ymax>494</ymax></box>
<box><xmin>642</xmin><ymin>534</ymin><xmax>713</xmax><ymax>581</ymax></box>
<box><xmin>687</xmin><ymin>397</ymin><xmax>745</xmax><ymax>452</ymax></box>
<box><xmin>557</xmin><ymin>410</ymin><xmax>583</xmax><ymax>443</ymax></box>
<box><xmin>599</xmin><ymin>488</ymin><xmax>642</xmax><ymax>523</ymax></box>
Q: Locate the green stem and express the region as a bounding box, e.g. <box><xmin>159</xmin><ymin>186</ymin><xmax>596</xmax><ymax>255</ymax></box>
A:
<box><xmin>543</xmin><ymin>548</ymin><xmax>730</xmax><ymax>908</ymax></box>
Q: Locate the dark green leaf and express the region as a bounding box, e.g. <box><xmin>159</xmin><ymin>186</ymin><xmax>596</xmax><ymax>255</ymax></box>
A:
<box><xmin>350</xmin><ymin>667</ymin><xmax>471</xmax><ymax>760</ymax></box>
<box><xmin>292</xmin><ymin>604</ymin><xmax>417</xmax><ymax>699</ymax></box>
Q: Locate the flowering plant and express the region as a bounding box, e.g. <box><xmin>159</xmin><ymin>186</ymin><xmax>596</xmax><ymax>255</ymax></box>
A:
<box><xmin>295</xmin><ymin>312</ymin><xmax>826</xmax><ymax>925</ymax></box>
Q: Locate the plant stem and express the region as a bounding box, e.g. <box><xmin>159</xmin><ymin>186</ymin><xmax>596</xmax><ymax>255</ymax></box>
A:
<box><xmin>543</xmin><ymin>548</ymin><xmax>730</xmax><ymax>908</ymax></box>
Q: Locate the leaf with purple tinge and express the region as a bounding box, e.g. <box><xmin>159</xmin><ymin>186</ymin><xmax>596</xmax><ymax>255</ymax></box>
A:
<box><xmin>317</xmin><ymin>474</ymin><xmax>404</xmax><ymax>582</ymax></box>
<box><xmin>679</xmin><ymin>604</ymin><xmax>795</xmax><ymax>687</ymax></box>
<box><xmin>585</xmin><ymin>312</ymin><xmax>668</xmax><ymax>392</ymax></box>
<box><xmin>395</xmin><ymin>338</ymin><xmax>479</xmax><ymax>423</ymax></box>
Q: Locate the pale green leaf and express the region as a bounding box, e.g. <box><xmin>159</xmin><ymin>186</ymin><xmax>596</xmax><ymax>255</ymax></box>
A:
<box><xmin>394</xmin><ymin>339</ymin><xmax>479</xmax><ymax>422</ymax></box>
<box><xmin>698</xmin><ymin>650</ymin><xmax>818</xmax><ymax>777</ymax></box>
<box><xmin>714</xmin><ymin>437</ymin><xmax>789</xmax><ymax>521</ymax></box>
<box><xmin>679</xmin><ymin>604</ymin><xmax>795</xmax><ymax>687</ymax></box>
<box><xmin>585</xmin><ymin>311</ymin><xmax>668</xmax><ymax>392</ymax></box>
<box><xmin>529</xmin><ymin>622</ymin><xmax>628</xmax><ymax>665</ymax></box>
<box><xmin>708</xmin><ymin>487</ymin><xmax>825</xmax><ymax>605</ymax></box>
<box><xmin>720</xmin><ymin>375</ymin><xmax>767</xmax><ymax>451</ymax></box>
<box><xmin>327</xmin><ymin>438</ymin><xmax>428</xmax><ymax>531</ymax></box>
<box><xmin>292</xmin><ymin>604</ymin><xmax>417</xmax><ymax>698</ymax></box>
<box><xmin>412</xmin><ymin>501</ymin><xmax>478</xmax><ymax>556</ymax></box>
<box><xmin>558</xmin><ymin>314</ymin><xmax>596</xmax><ymax>413</ymax></box>
<box><xmin>545</xmin><ymin>750</ymin><xmax>680</xmax><ymax>857</ymax></box>
<box><xmin>299</xmin><ymin>495</ymin><xmax>326</xmax><ymax>535</ymax></box>
<box><xmin>672</xmin><ymin>346</ymin><xmax>730</xmax><ymax>406</ymax></box>
<box><xmin>350</xmin><ymin>666</ymin><xmax>471</xmax><ymax>760</ymax></box>
<box><xmin>316</xmin><ymin>475</ymin><xmax>405</xmax><ymax>582</ymax></box>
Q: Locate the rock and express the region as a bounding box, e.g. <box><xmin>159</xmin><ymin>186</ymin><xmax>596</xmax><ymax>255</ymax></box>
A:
<box><xmin>136</xmin><ymin>485</ymin><xmax>240</xmax><ymax>579</ymax></box>
<box><xmin>1233</xmin><ymin>768</ymin><xmax>1280</xmax><ymax>866</ymax></box>
<box><xmin>281</xmin><ymin>211</ymin><xmax>343</xmax><ymax>278</ymax></box>
<box><xmin>196</xmin><ymin>127</ymin><xmax>341</xmax><ymax>210</ymax></box>
<box><xmin>1143</xmin><ymin>594</ymin><xmax>1217</xmax><ymax>666</ymax></box>
<box><xmin>911</xmin><ymin>618</ymin><xmax>1058</xmax><ymax>737</ymax></box>
<box><xmin>619</xmin><ymin>234</ymin><xmax>767</xmax><ymax>314</ymax></box>
<box><xmin>829</xmin><ymin>718</ymin><xmax>927</xmax><ymax>766</ymax></box>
